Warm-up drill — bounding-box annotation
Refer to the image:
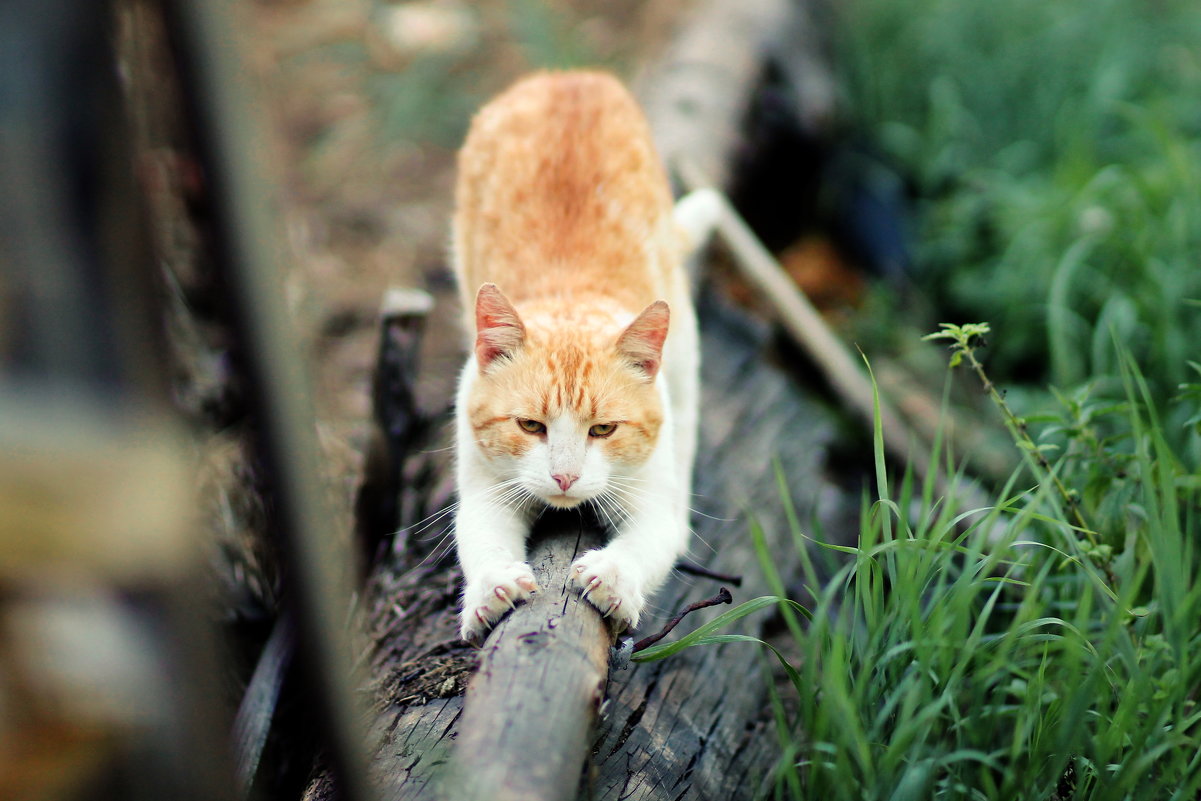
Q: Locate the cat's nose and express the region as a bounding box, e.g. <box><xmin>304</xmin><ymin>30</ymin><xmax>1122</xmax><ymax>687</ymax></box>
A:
<box><xmin>552</xmin><ymin>473</ymin><xmax>579</xmax><ymax>491</ymax></box>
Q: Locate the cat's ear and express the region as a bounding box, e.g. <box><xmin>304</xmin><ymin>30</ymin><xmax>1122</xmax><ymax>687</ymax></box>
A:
<box><xmin>616</xmin><ymin>300</ymin><xmax>669</xmax><ymax>381</ymax></box>
<box><xmin>475</xmin><ymin>283</ymin><xmax>525</xmax><ymax>369</ymax></box>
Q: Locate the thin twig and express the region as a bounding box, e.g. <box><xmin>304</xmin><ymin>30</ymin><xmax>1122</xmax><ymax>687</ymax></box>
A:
<box><xmin>632</xmin><ymin>587</ymin><xmax>733</xmax><ymax>653</ymax></box>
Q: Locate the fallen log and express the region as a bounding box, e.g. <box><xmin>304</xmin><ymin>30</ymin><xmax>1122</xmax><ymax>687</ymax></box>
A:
<box><xmin>443</xmin><ymin>517</ymin><xmax>610</xmax><ymax>801</ymax></box>
<box><xmin>323</xmin><ymin>286</ymin><xmax>850</xmax><ymax>801</ymax></box>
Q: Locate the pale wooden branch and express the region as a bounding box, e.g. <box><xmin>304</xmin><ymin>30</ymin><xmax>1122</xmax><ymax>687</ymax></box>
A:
<box><xmin>678</xmin><ymin>166</ymin><xmax>916</xmax><ymax>459</ymax></box>
<box><xmin>677</xmin><ymin>166</ymin><xmax>1001</xmax><ymax>527</ymax></box>
<box><xmin>636</xmin><ymin>0</ymin><xmax>799</xmax><ymax>191</ymax></box>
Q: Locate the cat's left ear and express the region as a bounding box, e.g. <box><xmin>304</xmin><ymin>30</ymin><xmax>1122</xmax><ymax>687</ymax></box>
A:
<box><xmin>616</xmin><ymin>301</ymin><xmax>669</xmax><ymax>381</ymax></box>
<box><xmin>475</xmin><ymin>283</ymin><xmax>525</xmax><ymax>370</ymax></box>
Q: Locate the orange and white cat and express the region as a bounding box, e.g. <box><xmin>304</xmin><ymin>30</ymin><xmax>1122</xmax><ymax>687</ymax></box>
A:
<box><xmin>451</xmin><ymin>70</ymin><xmax>718</xmax><ymax>643</ymax></box>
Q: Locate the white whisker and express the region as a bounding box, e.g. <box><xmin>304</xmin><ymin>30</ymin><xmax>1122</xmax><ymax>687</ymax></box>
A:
<box><xmin>588</xmin><ymin>497</ymin><xmax>618</xmax><ymax>532</ymax></box>
<box><xmin>595</xmin><ymin>490</ymin><xmax>630</xmax><ymax>527</ymax></box>
<box><xmin>406</xmin><ymin>502</ymin><xmax>459</xmax><ymax>539</ymax></box>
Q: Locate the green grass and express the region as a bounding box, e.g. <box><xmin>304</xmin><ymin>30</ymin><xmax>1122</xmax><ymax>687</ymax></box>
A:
<box><xmin>637</xmin><ymin>346</ymin><xmax>1201</xmax><ymax>799</ymax></box>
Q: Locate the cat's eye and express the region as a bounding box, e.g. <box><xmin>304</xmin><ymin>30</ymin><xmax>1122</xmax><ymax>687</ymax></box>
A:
<box><xmin>517</xmin><ymin>418</ymin><xmax>546</xmax><ymax>434</ymax></box>
<box><xmin>588</xmin><ymin>423</ymin><xmax>617</xmax><ymax>438</ymax></box>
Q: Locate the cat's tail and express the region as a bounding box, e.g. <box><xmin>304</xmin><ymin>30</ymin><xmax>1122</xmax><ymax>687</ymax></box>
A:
<box><xmin>673</xmin><ymin>187</ymin><xmax>724</xmax><ymax>258</ymax></box>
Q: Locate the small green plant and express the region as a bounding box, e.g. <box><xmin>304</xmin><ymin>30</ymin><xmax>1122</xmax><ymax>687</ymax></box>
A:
<box><xmin>923</xmin><ymin>323</ymin><xmax>1122</xmax><ymax>586</ymax></box>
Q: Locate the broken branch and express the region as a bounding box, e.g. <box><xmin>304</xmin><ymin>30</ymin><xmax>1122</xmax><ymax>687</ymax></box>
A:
<box><xmin>632</xmin><ymin>587</ymin><xmax>733</xmax><ymax>653</ymax></box>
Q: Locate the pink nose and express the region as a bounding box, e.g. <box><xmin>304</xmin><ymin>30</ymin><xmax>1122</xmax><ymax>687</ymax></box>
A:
<box><xmin>552</xmin><ymin>473</ymin><xmax>578</xmax><ymax>492</ymax></box>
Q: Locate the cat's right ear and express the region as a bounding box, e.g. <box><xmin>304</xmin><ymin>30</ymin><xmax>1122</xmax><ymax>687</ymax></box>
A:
<box><xmin>474</xmin><ymin>283</ymin><xmax>525</xmax><ymax>369</ymax></box>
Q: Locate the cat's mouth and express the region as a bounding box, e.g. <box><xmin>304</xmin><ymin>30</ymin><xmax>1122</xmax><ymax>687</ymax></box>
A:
<box><xmin>544</xmin><ymin>493</ymin><xmax>584</xmax><ymax>509</ymax></box>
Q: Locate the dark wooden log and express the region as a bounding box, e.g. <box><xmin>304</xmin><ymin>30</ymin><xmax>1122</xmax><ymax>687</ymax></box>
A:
<box><xmin>443</xmin><ymin>516</ymin><xmax>611</xmax><ymax>801</ymax></box>
<box><xmin>356</xmin><ymin>288</ymin><xmax>434</xmax><ymax>573</ymax></box>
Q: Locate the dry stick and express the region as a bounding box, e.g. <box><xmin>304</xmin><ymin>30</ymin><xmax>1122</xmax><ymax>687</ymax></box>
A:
<box><xmin>678</xmin><ymin>163</ymin><xmax>910</xmax><ymax>455</ymax></box>
<box><xmin>676</xmin><ymin>161</ymin><xmax>999</xmax><ymax>526</ymax></box>
<box><xmin>632</xmin><ymin>587</ymin><xmax>734</xmax><ymax>652</ymax></box>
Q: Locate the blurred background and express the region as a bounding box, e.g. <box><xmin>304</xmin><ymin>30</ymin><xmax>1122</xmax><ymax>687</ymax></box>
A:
<box><xmin>2</xmin><ymin>0</ymin><xmax>1199</xmax><ymax>798</ymax></box>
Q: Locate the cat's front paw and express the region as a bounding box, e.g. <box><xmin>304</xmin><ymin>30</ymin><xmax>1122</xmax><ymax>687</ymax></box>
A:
<box><xmin>460</xmin><ymin>561</ymin><xmax>539</xmax><ymax>644</ymax></box>
<box><xmin>570</xmin><ymin>550</ymin><xmax>644</xmax><ymax>633</ymax></box>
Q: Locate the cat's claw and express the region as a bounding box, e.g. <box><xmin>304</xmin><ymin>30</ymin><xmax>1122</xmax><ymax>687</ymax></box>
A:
<box><xmin>570</xmin><ymin>551</ymin><xmax>643</xmax><ymax>633</ymax></box>
<box><xmin>460</xmin><ymin>562</ymin><xmax>539</xmax><ymax>643</ymax></box>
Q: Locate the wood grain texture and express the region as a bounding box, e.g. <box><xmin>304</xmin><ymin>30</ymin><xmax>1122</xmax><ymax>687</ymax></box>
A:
<box><xmin>443</xmin><ymin>518</ymin><xmax>612</xmax><ymax>801</ymax></box>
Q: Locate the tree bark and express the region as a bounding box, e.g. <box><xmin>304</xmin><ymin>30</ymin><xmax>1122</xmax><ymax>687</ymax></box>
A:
<box><xmin>443</xmin><ymin>518</ymin><xmax>612</xmax><ymax>801</ymax></box>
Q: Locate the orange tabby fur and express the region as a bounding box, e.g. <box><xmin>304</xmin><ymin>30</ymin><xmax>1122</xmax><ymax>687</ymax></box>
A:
<box><xmin>454</xmin><ymin>71</ymin><xmax>682</xmax><ymax>317</ymax></box>
<box><xmin>451</xmin><ymin>70</ymin><xmax>700</xmax><ymax>642</ymax></box>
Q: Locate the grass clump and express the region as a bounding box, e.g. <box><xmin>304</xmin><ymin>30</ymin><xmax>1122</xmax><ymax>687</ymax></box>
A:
<box><xmin>639</xmin><ymin>340</ymin><xmax>1201</xmax><ymax>799</ymax></box>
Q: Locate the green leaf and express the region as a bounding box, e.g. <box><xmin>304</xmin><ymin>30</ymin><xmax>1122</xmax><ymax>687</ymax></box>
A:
<box><xmin>631</xmin><ymin>596</ymin><xmax>811</xmax><ymax>663</ymax></box>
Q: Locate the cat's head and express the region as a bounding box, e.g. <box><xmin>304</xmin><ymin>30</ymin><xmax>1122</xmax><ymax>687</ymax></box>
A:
<box><xmin>464</xmin><ymin>283</ymin><xmax>667</xmax><ymax>509</ymax></box>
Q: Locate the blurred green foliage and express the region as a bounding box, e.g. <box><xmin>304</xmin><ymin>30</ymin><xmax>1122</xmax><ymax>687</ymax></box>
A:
<box><xmin>838</xmin><ymin>0</ymin><xmax>1201</xmax><ymax>411</ymax></box>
